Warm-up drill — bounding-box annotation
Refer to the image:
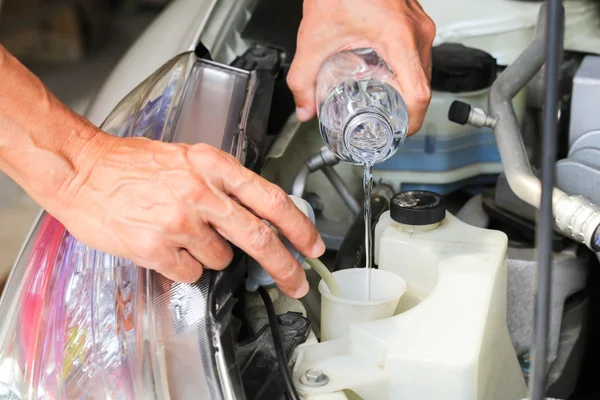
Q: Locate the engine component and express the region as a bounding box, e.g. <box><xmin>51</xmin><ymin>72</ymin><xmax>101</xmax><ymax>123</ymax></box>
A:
<box><xmin>556</xmin><ymin>160</ymin><xmax>600</xmax><ymax>206</ymax></box>
<box><xmin>507</xmin><ymin>246</ymin><xmax>588</xmax><ymax>392</ymax></box>
<box><xmin>295</xmin><ymin>209</ymin><xmax>527</xmax><ymax>399</ymax></box>
<box><xmin>493</xmin><ymin>172</ymin><xmax>538</xmax><ymax>222</ymax></box>
<box><xmin>555</xmin><ymin>56</ymin><xmax>600</xmax><ymax>208</ymax></box>
<box><xmin>238</xmin><ymin>288</ymin><xmax>312</xmax><ymax>400</ymax></box>
<box><xmin>372</xmin><ymin>43</ymin><xmax>519</xmax><ymax>195</ymax></box>
<box><xmin>482</xmin><ymin>188</ymin><xmax>568</xmax><ymax>252</ymax></box>
<box><xmin>488</xmin><ymin>49</ymin><xmax>577</xmax><ymax>222</ymax></box>
<box><xmin>568</xmin><ymin>147</ymin><xmax>600</xmax><ymax>170</ymax></box>
<box><xmin>240</xmin><ymin>0</ymin><xmax>303</xmax><ymax>136</ymax></box>
<box><xmin>455</xmin><ymin>194</ymin><xmax>489</xmax><ymax>228</ymax></box>
<box><xmin>568</xmin><ymin>128</ymin><xmax>600</xmax><ymax>156</ymax></box>
<box><xmin>568</xmin><ymin>56</ymin><xmax>600</xmax><ymax>146</ymax></box>
<box><xmin>449</xmin><ymin>6</ymin><xmax>600</xmax><ymax>252</ymax></box>
<box><xmin>321</xmin><ymin>166</ymin><xmax>361</xmax><ymax>215</ymax></box>
<box><xmin>232</xmin><ymin>45</ymin><xmax>280</xmax><ymax>76</ymax></box>
<box><xmin>243</xmin><ymin>291</ymin><xmax>307</xmax><ymax>400</ymax></box>
<box><xmin>240</xmin><ymin>0</ymin><xmax>302</xmax><ymax>65</ymax></box>
<box><xmin>292</xmin><ymin>146</ymin><xmax>360</xmax><ymax>216</ymax></box>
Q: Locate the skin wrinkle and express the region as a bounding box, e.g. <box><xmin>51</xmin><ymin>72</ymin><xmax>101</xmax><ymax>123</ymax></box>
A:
<box><xmin>221</xmin><ymin>168</ymin><xmax>318</xmax><ymax>250</ymax></box>
<box><xmin>216</xmin><ymin>199</ymin><xmax>301</xmax><ymax>284</ymax></box>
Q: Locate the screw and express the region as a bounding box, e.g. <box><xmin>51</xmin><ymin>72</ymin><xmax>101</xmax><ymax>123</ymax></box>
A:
<box><xmin>277</xmin><ymin>312</ymin><xmax>307</xmax><ymax>330</ymax></box>
<box><xmin>250</xmin><ymin>46</ymin><xmax>267</xmax><ymax>58</ymax></box>
<box><xmin>301</xmin><ymin>369</ymin><xmax>329</xmax><ymax>387</ymax></box>
<box><xmin>278</xmin><ymin>314</ymin><xmax>295</xmax><ymax>327</ymax></box>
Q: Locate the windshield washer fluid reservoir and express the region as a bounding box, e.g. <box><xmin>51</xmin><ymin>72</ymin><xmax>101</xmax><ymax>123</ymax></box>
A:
<box><xmin>293</xmin><ymin>191</ymin><xmax>526</xmax><ymax>400</ymax></box>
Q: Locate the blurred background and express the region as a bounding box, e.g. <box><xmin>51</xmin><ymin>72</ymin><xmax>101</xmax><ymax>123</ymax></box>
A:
<box><xmin>0</xmin><ymin>0</ymin><xmax>172</xmax><ymax>290</ymax></box>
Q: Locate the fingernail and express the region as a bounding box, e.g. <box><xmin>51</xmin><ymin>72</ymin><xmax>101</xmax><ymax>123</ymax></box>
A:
<box><xmin>292</xmin><ymin>279</ymin><xmax>310</xmax><ymax>299</ymax></box>
<box><xmin>311</xmin><ymin>235</ymin><xmax>326</xmax><ymax>257</ymax></box>
<box><xmin>296</xmin><ymin>107</ymin><xmax>312</xmax><ymax>121</ymax></box>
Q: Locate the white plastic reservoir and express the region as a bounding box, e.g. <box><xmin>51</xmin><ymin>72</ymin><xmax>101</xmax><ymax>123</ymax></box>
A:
<box><xmin>293</xmin><ymin>208</ymin><xmax>526</xmax><ymax>400</ymax></box>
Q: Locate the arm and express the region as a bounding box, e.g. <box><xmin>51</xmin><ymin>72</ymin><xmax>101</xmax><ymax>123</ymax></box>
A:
<box><xmin>0</xmin><ymin>44</ymin><xmax>324</xmax><ymax>298</ymax></box>
<box><xmin>0</xmin><ymin>44</ymin><xmax>104</xmax><ymax>211</ymax></box>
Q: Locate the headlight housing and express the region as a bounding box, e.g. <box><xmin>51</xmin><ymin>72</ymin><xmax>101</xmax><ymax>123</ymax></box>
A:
<box><xmin>0</xmin><ymin>52</ymin><xmax>271</xmax><ymax>400</ymax></box>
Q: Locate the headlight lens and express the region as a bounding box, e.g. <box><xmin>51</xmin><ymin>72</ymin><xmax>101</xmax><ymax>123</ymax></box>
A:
<box><xmin>0</xmin><ymin>52</ymin><xmax>257</xmax><ymax>400</ymax></box>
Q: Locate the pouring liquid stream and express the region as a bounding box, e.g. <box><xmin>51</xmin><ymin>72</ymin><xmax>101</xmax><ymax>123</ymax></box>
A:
<box><xmin>316</xmin><ymin>53</ymin><xmax>409</xmax><ymax>302</ymax></box>
<box><xmin>363</xmin><ymin>163</ymin><xmax>374</xmax><ymax>301</ymax></box>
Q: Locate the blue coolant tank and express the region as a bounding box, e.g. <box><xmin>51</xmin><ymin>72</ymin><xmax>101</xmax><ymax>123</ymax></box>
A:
<box><xmin>373</xmin><ymin>44</ymin><xmax>526</xmax><ymax>195</ymax></box>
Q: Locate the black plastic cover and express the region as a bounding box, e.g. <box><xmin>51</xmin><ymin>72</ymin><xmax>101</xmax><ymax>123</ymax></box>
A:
<box><xmin>241</xmin><ymin>0</ymin><xmax>303</xmax><ymax>64</ymax></box>
<box><xmin>390</xmin><ymin>190</ymin><xmax>446</xmax><ymax>226</ymax></box>
<box><xmin>236</xmin><ymin>312</ymin><xmax>311</xmax><ymax>400</ymax></box>
<box><xmin>431</xmin><ymin>43</ymin><xmax>497</xmax><ymax>93</ymax></box>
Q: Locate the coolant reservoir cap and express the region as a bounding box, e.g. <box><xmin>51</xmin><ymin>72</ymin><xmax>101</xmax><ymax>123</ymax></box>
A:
<box><xmin>390</xmin><ymin>190</ymin><xmax>446</xmax><ymax>226</ymax></box>
<box><xmin>431</xmin><ymin>43</ymin><xmax>497</xmax><ymax>93</ymax></box>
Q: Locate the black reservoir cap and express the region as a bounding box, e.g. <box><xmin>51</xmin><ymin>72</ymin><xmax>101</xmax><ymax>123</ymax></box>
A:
<box><xmin>390</xmin><ymin>191</ymin><xmax>446</xmax><ymax>226</ymax></box>
<box><xmin>431</xmin><ymin>43</ymin><xmax>497</xmax><ymax>93</ymax></box>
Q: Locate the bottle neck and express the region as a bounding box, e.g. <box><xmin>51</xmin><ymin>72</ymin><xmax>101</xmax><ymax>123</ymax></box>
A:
<box><xmin>343</xmin><ymin>111</ymin><xmax>393</xmax><ymax>164</ymax></box>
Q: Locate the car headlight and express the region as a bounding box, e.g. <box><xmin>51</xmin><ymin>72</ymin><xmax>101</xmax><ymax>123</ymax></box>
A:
<box><xmin>0</xmin><ymin>52</ymin><xmax>271</xmax><ymax>400</ymax></box>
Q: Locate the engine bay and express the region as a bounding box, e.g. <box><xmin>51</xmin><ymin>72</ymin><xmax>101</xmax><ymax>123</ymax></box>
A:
<box><xmin>224</xmin><ymin>0</ymin><xmax>600</xmax><ymax>398</ymax></box>
<box><xmin>3</xmin><ymin>0</ymin><xmax>600</xmax><ymax>399</ymax></box>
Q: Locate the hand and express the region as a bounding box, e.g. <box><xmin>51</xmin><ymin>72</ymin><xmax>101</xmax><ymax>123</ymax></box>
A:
<box><xmin>287</xmin><ymin>0</ymin><xmax>436</xmax><ymax>135</ymax></box>
<box><xmin>0</xmin><ymin>44</ymin><xmax>323</xmax><ymax>298</ymax></box>
<box><xmin>51</xmin><ymin>134</ymin><xmax>325</xmax><ymax>298</ymax></box>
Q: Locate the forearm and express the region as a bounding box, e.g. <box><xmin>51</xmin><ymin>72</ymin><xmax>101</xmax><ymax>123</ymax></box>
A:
<box><xmin>0</xmin><ymin>44</ymin><xmax>104</xmax><ymax>210</ymax></box>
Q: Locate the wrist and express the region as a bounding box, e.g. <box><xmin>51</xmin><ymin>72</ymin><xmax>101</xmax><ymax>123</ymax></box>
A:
<box><xmin>41</xmin><ymin>115</ymin><xmax>115</xmax><ymax>212</ymax></box>
<box><xmin>0</xmin><ymin>95</ymin><xmax>112</xmax><ymax>214</ymax></box>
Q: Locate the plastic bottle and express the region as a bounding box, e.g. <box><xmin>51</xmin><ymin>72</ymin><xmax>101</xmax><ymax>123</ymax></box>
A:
<box><xmin>316</xmin><ymin>48</ymin><xmax>409</xmax><ymax>165</ymax></box>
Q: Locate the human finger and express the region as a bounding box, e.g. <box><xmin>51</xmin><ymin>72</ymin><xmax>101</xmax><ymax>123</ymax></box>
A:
<box><xmin>211</xmin><ymin>198</ymin><xmax>309</xmax><ymax>298</ymax></box>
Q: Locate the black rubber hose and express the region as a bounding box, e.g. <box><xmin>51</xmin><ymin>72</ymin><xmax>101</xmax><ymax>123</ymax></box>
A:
<box><xmin>529</xmin><ymin>1</ymin><xmax>564</xmax><ymax>399</ymax></box>
<box><xmin>333</xmin><ymin>193</ymin><xmax>390</xmax><ymax>271</ymax></box>
<box><xmin>257</xmin><ymin>287</ymin><xmax>301</xmax><ymax>400</ymax></box>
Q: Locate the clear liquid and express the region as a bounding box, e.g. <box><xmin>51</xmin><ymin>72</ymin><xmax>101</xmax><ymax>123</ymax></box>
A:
<box><xmin>318</xmin><ymin>79</ymin><xmax>409</xmax><ymax>165</ymax></box>
<box><xmin>363</xmin><ymin>164</ymin><xmax>373</xmax><ymax>301</ymax></box>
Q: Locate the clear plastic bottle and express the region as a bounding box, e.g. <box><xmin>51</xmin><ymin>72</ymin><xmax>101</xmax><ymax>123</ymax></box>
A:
<box><xmin>316</xmin><ymin>48</ymin><xmax>409</xmax><ymax>165</ymax></box>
